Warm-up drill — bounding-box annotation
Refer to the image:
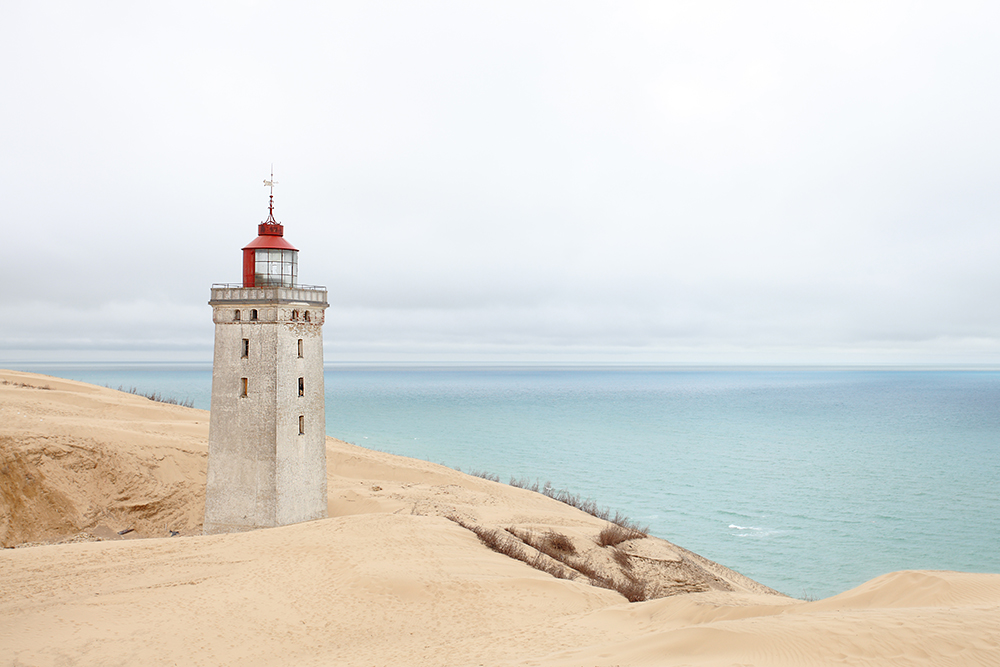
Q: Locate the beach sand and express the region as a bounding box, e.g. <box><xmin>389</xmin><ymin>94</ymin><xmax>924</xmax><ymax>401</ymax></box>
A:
<box><xmin>2</xmin><ymin>369</ymin><xmax>998</xmax><ymax>665</ymax></box>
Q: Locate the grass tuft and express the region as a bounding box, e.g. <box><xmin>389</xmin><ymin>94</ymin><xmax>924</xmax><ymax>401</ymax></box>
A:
<box><xmin>586</xmin><ymin>571</ymin><xmax>648</xmax><ymax>602</ymax></box>
<box><xmin>448</xmin><ymin>516</ymin><xmax>521</xmax><ymax>559</ymax></box>
<box><xmin>544</xmin><ymin>530</ymin><xmax>576</xmax><ymax>555</ymax></box>
<box><xmin>528</xmin><ymin>551</ymin><xmax>574</xmax><ymax>580</ymax></box>
<box><xmin>114</xmin><ymin>385</ymin><xmax>194</xmax><ymax>408</ymax></box>
<box><xmin>1</xmin><ymin>379</ymin><xmax>51</xmax><ymax>390</ymax></box>
<box><xmin>597</xmin><ymin>523</ymin><xmax>647</xmax><ymax>547</ymax></box>
<box><xmin>507</xmin><ymin>476</ymin><xmax>648</xmax><ymax>533</ymax></box>
<box><xmin>611</xmin><ymin>547</ymin><xmax>632</xmax><ymax>569</ymax></box>
<box><xmin>508</xmin><ymin>528</ymin><xmax>578</xmax><ymax>560</ymax></box>
<box><xmin>509</xmin><ymin>476</ymin><xmax>541</xmax><ymax>493</ymax></box>
<box><xmin>569</xmin><ymin>559</ymin><xmax>600</xmax><ymax>580</ymax></box>
<box><xmin>614</xmin><ymin>576</ymin><xmax>648</xmax><ymax>603</ymax></box>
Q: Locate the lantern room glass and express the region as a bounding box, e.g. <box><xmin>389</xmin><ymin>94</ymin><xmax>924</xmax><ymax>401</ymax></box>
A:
<box><xmin>254</xmin><ymin>249</ymin><xmax>298</xmax><ymax>287</ymax></box>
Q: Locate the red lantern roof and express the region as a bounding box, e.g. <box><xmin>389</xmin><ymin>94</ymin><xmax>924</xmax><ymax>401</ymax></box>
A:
<box><xmin>243</xmin><ymin>229</ymin><xmax>298</xmax><ymax>251</ymax></box>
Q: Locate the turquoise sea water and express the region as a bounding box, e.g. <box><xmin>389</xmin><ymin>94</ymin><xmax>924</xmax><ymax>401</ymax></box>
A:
<box><xmin>11</xmin><ymin>364</ymin><xmax>1000</xmax><ymax>599</ymax></box>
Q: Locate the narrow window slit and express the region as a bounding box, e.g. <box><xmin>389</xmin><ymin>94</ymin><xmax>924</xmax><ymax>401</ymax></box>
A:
<box><xmin>298</xmin><ymin>415</ymin><xmax>305</xmax><ymax>435</ymax></box>
<box><xmin>241</xmin><ymin>338</ymin><xmax>249</xmax><ymax>358</ymax></box>
<box><xmin>240</xmin><ymin>377</ymin><xmax>248</xmax><ymax>397</ymax></box>
<box><xmin>297</xmin><ymin>339</ymin><xmax>303</xmax><ymax>358</ymax></box>
<box><xmin>298</xmin><ymin>377</ymin><xmax>304</xmax><ymax>397</ymax></box>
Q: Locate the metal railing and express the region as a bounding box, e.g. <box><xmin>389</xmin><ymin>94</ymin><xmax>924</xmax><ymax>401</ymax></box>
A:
<box><xmin>212</xmin><ymin>283</ymin><xmax>326</xmax><ymax>291</ymax></box>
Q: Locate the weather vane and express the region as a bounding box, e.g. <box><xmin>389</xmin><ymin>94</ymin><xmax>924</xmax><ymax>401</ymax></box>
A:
<box><xmin>263</xmin><ymin>166</ymin><xmax>279</xmax><ymax>223</ymax></box>
<box><xmin>263</xmin><ymin>166</ymin><xmax>278</xmax><ymax>194</ymax></box>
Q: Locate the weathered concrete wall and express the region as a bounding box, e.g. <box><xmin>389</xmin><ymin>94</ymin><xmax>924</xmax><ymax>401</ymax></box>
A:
<box><xmin>204</xmin><ymin>288</ymin><xmax>328</xmax><ymax>534</ymax></box>
<box><xmin>275</xmin><ymin>318</ymin><xmax>327</xmax><ymax>526</ymax></box>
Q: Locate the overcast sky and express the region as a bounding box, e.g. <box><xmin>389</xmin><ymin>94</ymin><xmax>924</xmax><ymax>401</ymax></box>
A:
<box><xmin>3</xmin><ymin>1</ymin><xmax>1000</xmax><ymax>365</ymax></box>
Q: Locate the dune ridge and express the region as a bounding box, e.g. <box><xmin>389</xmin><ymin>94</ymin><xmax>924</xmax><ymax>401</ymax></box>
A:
<box><xmin>2</xmin><ymin>369</ymin><xmax>998</xmax><ymax>666</ymax></box>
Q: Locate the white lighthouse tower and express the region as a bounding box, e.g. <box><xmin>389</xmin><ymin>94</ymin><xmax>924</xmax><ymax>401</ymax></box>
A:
<box><xmin>204</xmin><ymin>176</ymin><xmax>329</xmax><ymax>534</ymax></box>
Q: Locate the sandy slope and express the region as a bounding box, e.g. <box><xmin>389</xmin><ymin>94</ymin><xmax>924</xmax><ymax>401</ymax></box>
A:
<box><xmin>2</xmin><ymin>369</ymin><xmax>998</xmax><ymax>666</ymax></box>
<box><xmin>0</xmin><ymin>371</ymin><xmax>207</xmax><ymax>546</ymax></box>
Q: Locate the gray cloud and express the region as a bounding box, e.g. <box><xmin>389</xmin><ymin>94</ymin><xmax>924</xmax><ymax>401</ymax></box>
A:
<box><xmin>3</xmin><ymin>1</ymin><xmax>1000</xmax><ymax>364</ymax></box>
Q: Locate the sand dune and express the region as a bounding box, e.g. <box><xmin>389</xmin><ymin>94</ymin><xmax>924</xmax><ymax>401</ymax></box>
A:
<box><xmin>539</xmin><ymin>571</ymin><xmax>1000</xmax><ymax>666</ymax></box>
<box><xmin>2</xmin><ymin>369</ymin><xmax>998</xmax><ymax>666</ymax></box>
<box><xmin>0</xmin><ymin>371</ymin><xmax>207</xmax><ymax>546</ymax></box>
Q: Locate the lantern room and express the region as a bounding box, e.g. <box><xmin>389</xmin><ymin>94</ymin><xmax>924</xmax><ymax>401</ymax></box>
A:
<box><xmin>242</xmin><ymin>195</ymin><xmax>298</xmax><ymax>288</ymax></box>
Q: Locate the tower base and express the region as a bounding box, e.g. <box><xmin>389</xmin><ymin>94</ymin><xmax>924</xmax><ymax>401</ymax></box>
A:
<box><xmin>204</xmin><ymin>285</ymin><xmax>329</xmax><ymax>534</ymax></box>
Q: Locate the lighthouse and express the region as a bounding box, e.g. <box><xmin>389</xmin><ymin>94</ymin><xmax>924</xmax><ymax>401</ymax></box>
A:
<box><xmin>203</xmin><ymin>176</ymin><xmax>329</xmax><ymax>534</ymax></box>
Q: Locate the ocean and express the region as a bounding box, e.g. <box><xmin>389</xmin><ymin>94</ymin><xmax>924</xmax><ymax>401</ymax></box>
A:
<box><xmin>11</xmin><ymin>363</ymin><xmax>1000</xmax><ymax>600</ymax></box>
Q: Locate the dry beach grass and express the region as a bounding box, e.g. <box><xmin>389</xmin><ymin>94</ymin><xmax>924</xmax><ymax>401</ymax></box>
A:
<box><xmin>1</xmin><ymin>369</ymin><xmax>998</xmax><ymax>666</ymax></box>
